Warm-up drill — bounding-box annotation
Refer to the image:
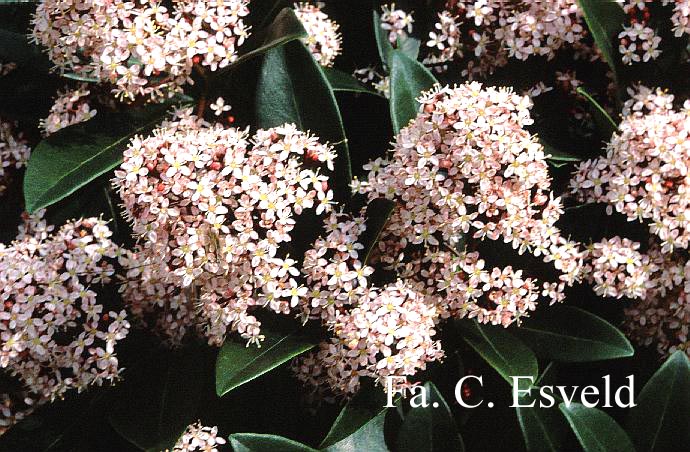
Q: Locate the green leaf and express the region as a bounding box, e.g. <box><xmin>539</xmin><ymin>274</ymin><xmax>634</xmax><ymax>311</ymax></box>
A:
<box><xmin>626</xmin><ymin>351</ymin><xmax>690</xmax><ymax>451</ymax></box>
<box><xmin>319</xmin><ymin>385</ymin><xmax>389</xmax><ymax>449</ymax></box>
<box><xmin>322</xmin><ymin>67</ymin><xmax>382</xmax><ymax>96</ymax></box>
<box><xmin>516</xmin><ymin>378</ymin><xmax>569</xmax><ymax>452</ymax></box>
<box><xmin>229</xmin><ymin>434</ymin><xmax>317</xmax><ymax>452</ymax></box>
<box><xmin>109</xmin><ymin>345</ymin><xmax>211</xmax><ymax>451</ymax></box>
<box><xmin>388</xmin><ymin>50</ymin><xmax>437</xmax><ymax>134</ymax></box>
<box><xmin>397</xmin><ymin>37</ymin><xmax>421</xmax><ymax>61</ymax></box>
<box><xmin>373</xmin><ymin>10</ymin><xmax>395</xmax><ymax>67</ymax></box>
<box><xmin>457</xmin><ymin>320</ymin><xmax>538</xmax><ymax>387</ymax></box>
<box><xmin>216</xmin><ymin>328</ymin><xmax>315</xmax><ymax>397</ymax></box>
<box><xmin>559</xmin><ymin>403</ymin><xmax>634</xmax><ymax>452</ymax></box>
<box><xmin>256</xmin><ymin>39</ymin><xmax>351</xmax><ymax>201</ymax></box>
<box><xmin>511</xmin><ymin>306</ymin><xmax>634</xmax><ymax>363</ymax></box>
<box><xmin>322</xmin><ymin>410</ymin><xmax>389</xmax><ymax>452</ymax></box>
<box><xmin>61</xmin><ymin>72</ymin><xmax>100</xmax><ymax>83</ymax></box>
<box><xmin>222</xmin><ymin>8</ymin><xmax>307</xmax><ymax>71</ymax></box>
<box><xmin>576</xmin><ymin>0</ymin><xmax>625</xmax><ymax>79</ymax></box>
<box><xmin>23</xmin><ymin>98</ymin><xmax>189</xmax><ymax>213</ymax></box>
<box><xmin>359</xmin><ymin>198</ymin><xmax>395</xmax><ymax>266</ymax></box>
<box><xmin>576</xmin><ymin>86</ymin><xmax>618</xmax><ymax>137</ymax></box>
<box><xmin>396</xmin><ymin>382</ymin><xmax>464</xmax><ymax>452</ymax></box>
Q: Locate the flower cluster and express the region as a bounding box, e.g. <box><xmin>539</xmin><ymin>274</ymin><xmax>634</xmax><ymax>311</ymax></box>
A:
<box><xmin>617</xmin><ymin>2</ymin><xmax>662</xmax><ymax>65</ymax></box>
<box><xmin>380</xmin><ymin>3</ymin><xmax>414</xmax><ymax>44</ymax></box>
<box><xmin>171</xmin><ymin>423</ymin><xmax>226</xmax><ymax>452</ymax></box>
<box><xmin>425</xmin><ymin>1</ymin><xmax>587</xmax><ymax>76</ymax></box>
<box><xmin>667</xmin><ymin>0</ymin><xmax>690</xmax><ymax>37</ymax></box>
<box><xmin>293</xmin><ymin>277</ymin><xmax>443</xmax><ymax>399</ymax></box>
<box><xmin>31</xmin><ymin>0</ymin><xmax>250</xmax><ymax>102</ymax></box>
<box><xmin>357</xmin><ymin>83</ymin><xmax>585</xmax><ymax>325</ymax></box>
<box><xmin>40</xmin><ymin>84</ymin><xmax>97</xmax><ymax>136</ymax></box>
<box><xmin>0</xmin><ymin>119</ymin><xmax>31</xmax><ymax>196</ymax></box>
<box><xmin>0</xmin><ymin>212</ymin><xmax>128</xmax><ymax>432</ymax></box>
<box><xmin>570</xmin><ymin>86</ymin><xmax>690</xmax><ymax>253</ymax></box>
<box><xmin>354</xmin><ymin>66</ymin><xmax>390</xmax><ymax>98</ymax></box>
<box><xmin>0</xmin><ymin>61</ymin><xmax>15</xmax><ymax>77</ymax></box>
<box><xmin>115</xmin><ymin>107</ymin><xmax>336</xmax><ymax>346</ymax></box>
<box><xmin>622</xmin><ymin>240</ymin><xmax>690</xmax><ymax>358</ymax></box>
<box><xmin>294</xmin><ymin>2</ymin><xmax>341</xmax><ymax>67</ymax></box>
<box><xmin>583</xmin><ymin>237</ymin><xmax>651</xmax><ymax>299</ymax></box>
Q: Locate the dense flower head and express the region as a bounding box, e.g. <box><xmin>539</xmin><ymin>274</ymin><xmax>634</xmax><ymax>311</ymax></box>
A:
<box><xmin>583</xmin><ymin>236</ymin><xmax>652</xmax><ymax>299</ymax></box>
<box><xmin>0</xmin><ymin>212</ymin><xmax>128</xmax><ymax>431</ymax></box>
<box><xmin>0</xmin><ymin>119</ymin><xmax>31</xmax><ymax>196</ymax></box>
<box><xmin>380</xmin><ymin>3</ymin><xmax>414</xmax><ymax>44</ymax></box>
<box><xmin>293</xmin><ymin>279</ymin><xmax>443</xmax><ymax>399</ymax></box>
<box><xmin>171</xmin><ymin>422</ymin><xmax>226</xmax><ymax>452</ymax></box>
<box><xmin>31</xmin><ymin>0</ymin><xmax>250</xmax><ymax>102</ymax></box>
<box><xmin>570</xmin><ymin>85</ymin><xmax>690</xmax><ymax>253</ymax></box>
<box><xmin>40</xmin><ymin>84</ymin><xmax>97</xmax><ymax>136</ymax></box>
<box><xmin>115</xmin><ymin>107</ymin><xmax>336</xmax><ymax>346</ymax></box>
<box><xmin>425</xmin><ymin>1</ymin><xmax>587</xmax><ymax>76</ymax></box>
<box><xmin>357</xmin><ymin>83</ymin><xmax>584</xmax><ymax>326</ymax></box>
<box><xmin>294</xmin><ymin>2</ymin><xmax>342</xmax><ymax>67</ymax></box>
<box><xmin>622</xmin><ymin>239</ymin><xmax>690</xmax><ymax>358</ymax></box>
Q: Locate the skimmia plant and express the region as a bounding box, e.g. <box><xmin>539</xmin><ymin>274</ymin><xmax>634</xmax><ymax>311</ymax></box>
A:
<box><xmin>0</xmin><ymin>1</ymin><xmax>690</xmax><ymax>451</ymax></box>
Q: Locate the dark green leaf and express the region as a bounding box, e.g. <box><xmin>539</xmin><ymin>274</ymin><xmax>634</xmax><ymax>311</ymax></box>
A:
<box><xmin>319</xmin><ymin>385</ymin><xmax>389</xmax><ymax>449</ymax></box>
<box><xmin>516</xmin><ymin>388</ymin><xmax>569</xmax><ymax>452</ymax></box>
<box><xmin>373</xmin><ymin>10</ymin><xmax>394</xmax><ymax>67</ymax></box>
<box><xmin>559</xmin><ymin>403</ymin><xmax>634</xmax><ymax>452</ymax></box>
<box><xmin>396</xmin><ymin>382</ymin><xmax>464</xmax><ymax>452</ymax></box>
<box><xmin>256</xmin><ymin>40</ymin><xmax>351</xmax><ymax>201</ymax></box>
<box><xmin>457</xmin><ymin>320</ymin><xmax>538</xmax><ymax>387</ymax></box>
<box><xmin>397</xmin><ymin>37</ymin><xmax>421</xmax><ymax>61</ymax></box>
<box><xmin>322</xmin><ymin>67</ymin><xmax>382</xmax><ymax>96</ymax></box>
<box><xmin>626</xmin><ymin>351</ymin><xmax>690</xmax><ymax>451</ymax></box>
<box><xmin>511</xmin><ymin>306</ymin><xmax>634</xmax><ymax>363</ymax></box>
<box><xmin>576</xmin><ymin>0</ymin><xmax>625</xmax><ymax>79</ymax></box>
<box><xmin>23</xmin><ymin>98</ymin><xmax>189</xmax><ymax>213</ymax></box>
<box><xmin>109</xmin><ymin>345</ymin><xmax>211</xmax><ymax>451</ymax></box>
<box><xmin>322</xmin><ymin>410</ymin><xmax>388</xmax><ymax>452</ymax></box>
<box><xmin>222</xmin><ymin>8</ymin><xmax>307</xmax><ymax>71</ymax></box>
<box><xmin>61</xmin><ymin>72</ymin><xmax>100</xmax><ymax>83</ymax></box>
<box><xmin>389</xmin><ymin>50</ymin><xmax>437</xmax><ymax>134</ymax></box>
<box><xmin>229</xmin><ymin>434</ymin><xmax>317</xmax><ymax>452</ymax></box>
<box><xmin>215</xmin><ymin>328</ymin><xmax>315</xmax><ymax>397</ymax></box>
<box><xmin>359</xmin><ymin>198</ymin><xmax>395</xmax><ymax>266</ymax></box>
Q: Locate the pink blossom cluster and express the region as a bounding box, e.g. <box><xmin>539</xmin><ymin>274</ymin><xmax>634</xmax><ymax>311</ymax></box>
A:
<box><xmin>425</xmin><ymin>1</ymin><xmax>586</xmax><ymax>76</ymax></box>
<box><xmin>0</xmin><ymin>119</ymin><xmax>31</xmax><ymax>196</ymax></box>
<box><xmin>40</xmin><ymin>84</ymin><xmax>97</xmax><ymax>136</ymax></box>
<box><xmin>353</xmin><ymin>66</ymin><xmax>390</xmax><ymax>98</ymax></box>
<box><xmin>0</xmin><ymin>390</ymin><xmax>34</xmax><ymax>436</ymax></box>
<box><xmin>622</xmin><ymin>240</ymin><xmax>690</xmax><ymax>358</ymax></box>
<box><xmin>666</xmin><ymin>0</ymin><xmax>690</xmax><ymax>37</ymax></box>
<box><xmin>617</xmin><ymin>2</ymin><xmax>661</xmax><ymax>64</ymax></box>
<box><xmin>380</xmin><ymin>3</ymin><xmax>414</xmax><ymax>44</ymax></box>
<box><xmin>0</xmin><ymin>212</ymin><xmax>129</xmax><ymax>432</ymax></box>
<box><xmin>570</xmin><ymin>86</ymin><xmax>690</xmax><ymax>253</ymax></box>
<box><xmin>31</xmin><ymin>0</ymin><xmax>250</xmax><ymax>102</ymax></box>
<box><xmin>356</xmin><ymin>83</ymin><xmax>585</xmax><ymax>325</ymax></box>
<box><xmin>583</xmin><ymin>237</ymin><xmax>651</xmax><ymax>299</ymax></box>
<box><xmin>114</xmin><ymin>107</ymin><xmax>336</xmax><ymax>346</ymax></box>
<box><xmin>294</xmin><ymin>2</ymin><xmax>342</xmax><ymax>67</ymax></box>
<box><xmin>293</xmin><ymin>276</ymin><xmax>443</xmax><ymax>399</ymax></box>
<box><xmin>171</xmin><ymin>422</ymin><xmax>226</xmax><ymax>452</ymax></box>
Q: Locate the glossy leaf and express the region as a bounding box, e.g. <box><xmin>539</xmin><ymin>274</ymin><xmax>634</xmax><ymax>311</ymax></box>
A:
<box><xmin>457</xmin><ymin>320</ymin><xmax>538</xmax><ymax>387</ymax></box>
<box><xmin>23</xmin><ymin>98</ymin><xmax>188</xmax><ymax>213</ymax></box>
<box><xmin>109</xmin><ymin>345</ymin><xmax>210</xmax><ymax>451</ymax></box>
<box><xmin>323</xmin><ymin>67</ymin><xmax>382</xmax><ymax>96</ymax></box>
<box><xmin>322</xmin><ymin>410</ymin><xmax>388</xmax><ymax>452</ymax></box>
<box><xmin>516</xmin><ymin>390</ymin><xmax>569</xmax><ymax>452</ymax></box>
<box><xmin>256</xmin><ymin>40</ymin><xmax>351</xmax><ymax>201</ymax></box>
<box><xmin>373</xmin><ymin>10</ymin><xmax>395</xmax><ymax>67</ymax></box>
<box><xmin>229</xmin><ymin>434</ymin><xmax>317</xmax><ymax>452</ymax></box>
<box><xmin>319</xmin><ymin>385</ymin><xmax>389</xmax><ymax>449</ymax></box>
<box><xmin>216</xmin><ymin>328</ymin><xmax>315</xmax><ymax>396</ymax></box>
<box><xmin>389</xmin><ymin>50</ymin><xmax>437</xmax><ymax>134</ymax></box>
<box><xmin>576</xmin><ymin>0</ymin><xmax>625</xmax><ymax>78</ymax></box>
<box><xmin>396</xmin><ymin>382</ymin><xmax>464</xmax><ymax>452</ymax></box>
<box><xmin>560</xmin><ymin>403</ymin><xmax>634</xmax><ymax>452</ymax></box>
<box><xmin>511</xmin><ymin>306</ymin><xmax>634</xmax><ymax>363</ymax></box>
<box><xmin>397</xmin><ymin>36</ymin><xmax>421</xmax><ymax>61</ymax></box>
<box><xmin>626</xmin><ymin>351</ymin><xmax>690</xmax><ymax>451</ymax></box>
<box><xmin>222</xmin><ymin>8</ymin><xmax>307</xmax><ymax>71</ymax></box>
